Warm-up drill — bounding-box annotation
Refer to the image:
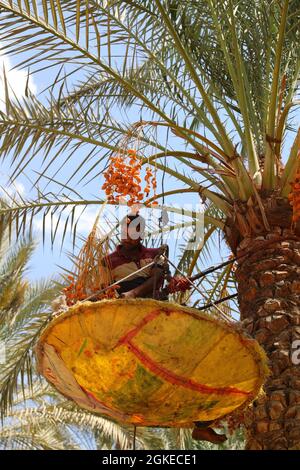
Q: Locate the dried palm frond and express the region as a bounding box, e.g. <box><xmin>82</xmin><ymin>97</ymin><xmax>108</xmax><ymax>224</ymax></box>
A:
<box><xmin>63</xmin><ymin>214</ymin><xmax>114</xmax><ymax>305</ymax></box>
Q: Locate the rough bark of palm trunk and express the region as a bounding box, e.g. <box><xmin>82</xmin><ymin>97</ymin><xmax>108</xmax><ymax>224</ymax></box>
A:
<box><xmin>235</xmin><ymin>228</ymin><xmax>300</xmax><ymax>450</ymax></box>
<box><xmin>224</xmin><ymin>194</ymin><xmax>300</xmax><ymax>449</ymax></box>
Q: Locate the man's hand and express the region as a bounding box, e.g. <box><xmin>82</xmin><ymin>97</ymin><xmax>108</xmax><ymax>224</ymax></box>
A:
<box><xmin>121</xmin><ymin>290</ymin><xmax>137</xmax><ymax>299</ymax></box>
<box><xmin>157</xmin><ymin>244</ymin><xmax>169</xmax><ymax>256</ymax></box>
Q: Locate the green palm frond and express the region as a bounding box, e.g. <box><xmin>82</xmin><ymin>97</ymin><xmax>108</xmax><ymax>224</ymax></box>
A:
<box><xmin>0</xmin><ymin>278</ymin><xmax>60</xmax><ymax>417</ymax></box>
<box><xmin>0</xmin><ymin>198</ymin><xmax>61</xmax><ymax>415</ymax></box>
<box><xmin>0</xmin><ymin>240</ymin><xmax>33</xmax><ymax>323</ymax></box>
<box><xmin>9</xmin><ymin>403</ymin><xmax>132</xmax><ymax>449</ymax></box>
<box><xmin>0</xmin><ymin>382</ymin><xmax>170</xmax><ymax>450</ymax></box>
<box><xmin>0</xmin><ymin>1</ymin><xmax>247</xmax><ymax>202</ymax></box>
<box><xmin>0</xmin><ymin>1</ymin><xmax>297</xmax><ymax>248</ymax></box>
<box><xmin>0</xmin><ymin>424</ymin><xmax>78</xmax><ymax>450</ymax></box>
<box><xmin>0</xmin><ymin>190</ymin><xmax>107</xmax><ymax>248</ymax></box>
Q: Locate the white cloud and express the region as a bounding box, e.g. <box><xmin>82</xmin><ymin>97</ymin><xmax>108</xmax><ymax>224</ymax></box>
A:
<box><xmin>0</xmin><ymin>173</ymin><xmax>26</xmax><ymax>200</ymax></box>
<box><xmin>33</xmin><ymin>206</ymin><xmax>103</xmax><ymax>240</ymax></box>
<box><xmin>0</xmin><ymin>49</ymin><xmax>37</xmax><ymax>111</ymax></box>
<box><xmin>10</xmin><ymin>181</ymin><xmax>25</xmax><ymax>196</ymax></box>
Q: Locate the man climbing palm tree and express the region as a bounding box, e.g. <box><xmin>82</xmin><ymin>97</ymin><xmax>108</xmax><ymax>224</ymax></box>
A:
<box><xmin>103</xmin><ymin>213</ymin><xmax>227</xmax><ymax>445</ymax></box>
<box><xmin>104</xmin><ymin>213</ymin><xmax>167</xmax><ymax>299</ymax></box>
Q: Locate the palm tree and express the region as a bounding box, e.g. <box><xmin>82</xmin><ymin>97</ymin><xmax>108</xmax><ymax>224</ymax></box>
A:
<box><xmin>0</xmin><ymin>0</ymin><xmax>299</xmax><ymax>449</ymax></box>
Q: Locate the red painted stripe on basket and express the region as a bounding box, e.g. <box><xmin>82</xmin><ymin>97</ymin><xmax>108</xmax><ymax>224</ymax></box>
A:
<box><xmin>127</xmin><ymin>341</ymin><xmax>250</xmax><ymax>397</ymax></box>
<box><xmin>116</xmin><ymin>309</ymin><xmax>162</xmax><ymax>347</ymax></box>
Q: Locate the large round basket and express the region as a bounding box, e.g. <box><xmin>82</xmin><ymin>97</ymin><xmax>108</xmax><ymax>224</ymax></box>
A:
<box><xmin>36</xmin><ymin>298</ymin><xmax>268</xmax><ymax>427</ymax></box>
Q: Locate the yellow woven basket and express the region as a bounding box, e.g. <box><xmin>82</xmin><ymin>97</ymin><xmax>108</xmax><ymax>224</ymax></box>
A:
<box><xmin>36</xmin><ymin>298</ymin><xmax>268</xmax><ymax>427</ymax></box>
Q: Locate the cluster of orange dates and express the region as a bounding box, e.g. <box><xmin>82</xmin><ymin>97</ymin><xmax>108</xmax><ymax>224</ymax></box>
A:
<box><xmin>63</xmin><ymin>275</ymin><xmax>118</xmax><ymax>306</ymax></box>
<box><xmin>288</xmin><ymin>163</ymin><xmax>300</xmax><ymax>225</ymax></box>
<box><xmin>102</xmin><ymin>149</ymin><xmax>157</xmax><ymax>206</ymax></box>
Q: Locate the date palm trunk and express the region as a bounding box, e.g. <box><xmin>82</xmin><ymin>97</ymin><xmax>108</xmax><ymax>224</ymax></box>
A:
<box><xmin>226</xmin><ymin>196</ymin><xmax>300</xmax><ymax>450</ymax></box>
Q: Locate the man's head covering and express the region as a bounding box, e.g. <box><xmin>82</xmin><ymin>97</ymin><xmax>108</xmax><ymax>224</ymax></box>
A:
<box><xmin>120</xmin><ymin>213</ymin><xmax>145</xmax><ymax>240</ymax></box>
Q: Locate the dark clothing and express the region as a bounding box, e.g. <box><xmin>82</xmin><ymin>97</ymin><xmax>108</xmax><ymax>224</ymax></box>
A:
<box><xmin>104</xmin><ymin>244</ymin><xmax>165</xmax><ymax>296</ymax></box>
<box><xmin>117</xmin><ymin>276</ymin><xmax>149</xmax><ymax>294</ymax></box>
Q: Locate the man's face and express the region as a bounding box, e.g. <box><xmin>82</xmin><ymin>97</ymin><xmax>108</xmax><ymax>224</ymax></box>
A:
<box><xmin>121</xmin><ymin>218</ymin><xmax>143</xmax><ymax>248</ymax></box>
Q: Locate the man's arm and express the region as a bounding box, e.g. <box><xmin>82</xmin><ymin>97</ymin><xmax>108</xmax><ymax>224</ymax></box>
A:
<box><xmin>121</xmin><ymin>267</ymin><xmax>164</xmax><ymax>299</ymax></box>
